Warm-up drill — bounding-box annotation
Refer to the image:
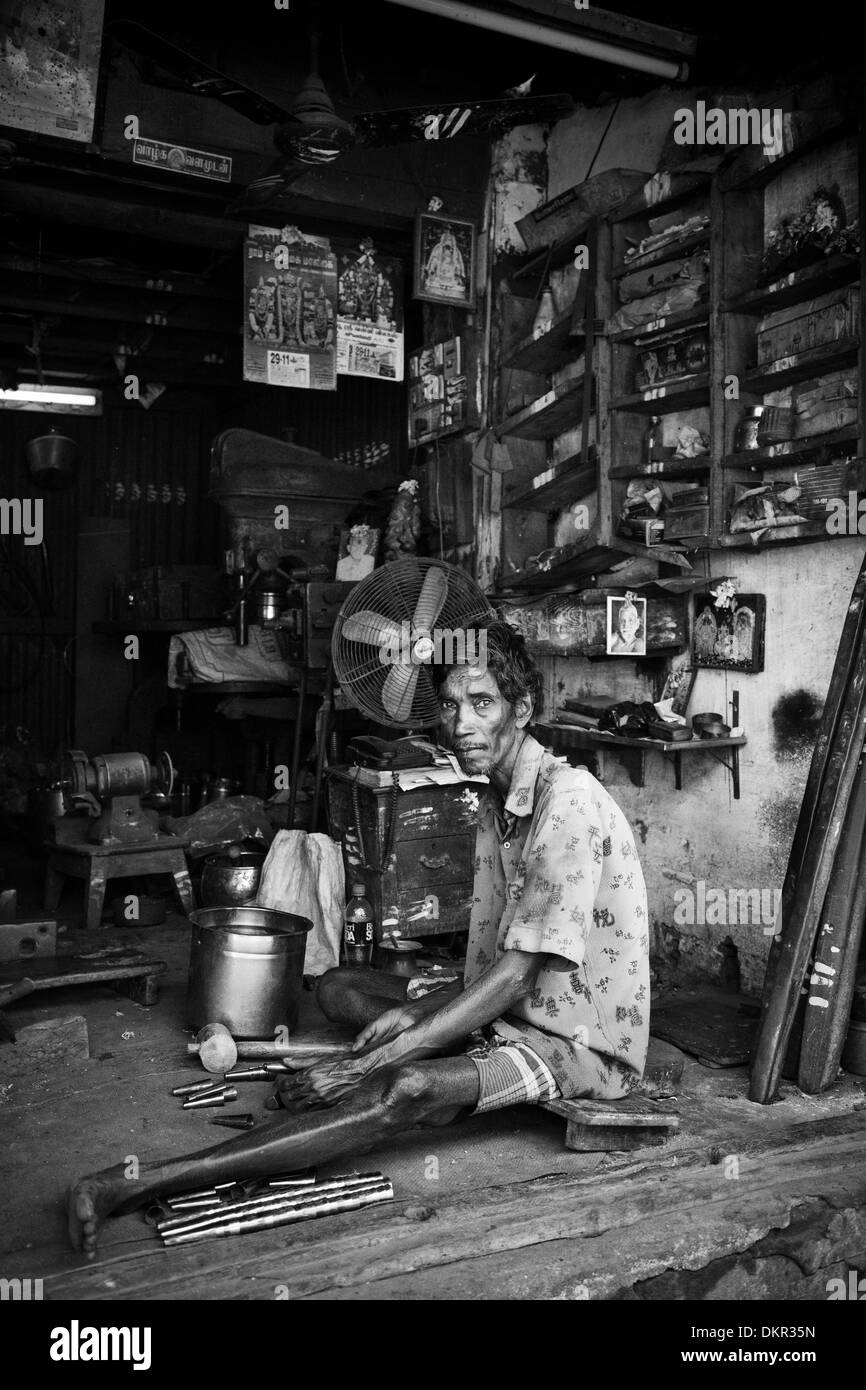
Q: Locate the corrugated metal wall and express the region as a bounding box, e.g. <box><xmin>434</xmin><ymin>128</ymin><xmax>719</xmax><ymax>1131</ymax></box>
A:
<box><xmin>0</xmin><ymin>373</ymin><xmax>407</xmax><ymax>752</ymax></box>
<box><xmin>0</xmin><ymin>395</ymin><xmax>221</xmax><ymax>751</ymax></box>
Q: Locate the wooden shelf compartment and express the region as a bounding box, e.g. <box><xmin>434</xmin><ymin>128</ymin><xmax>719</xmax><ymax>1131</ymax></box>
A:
<box><xmin>499</xmin><ymin>537</ymin><xmax>633</xmax><ymax>592</ymax></box>
<box><xmin>612</xmin><ymin>229</ymin><xmax>710</xmax><ymax>281</ymax></box>
<box><xmin>608</xmin><ymin>308</ymin><xmax>708</xmax><ymax>343</ymax></box>
<box><xmin>497</xmin><ymin>375</ymin><xmax>591</xmax><ymax>441</ymax></box>
<box><xmin>719</xmin><ymin>111</ymin><xmax>857</xmax><ymax>193</ymax></box>
<box><xmin>743</xmin><ymin>339</ymin><xmax>859</xmax><ymax>395</ymax></box>
<box><xmin>503</xmin><ymin>312</ymin><xmax>603</xmax><ymax>373</ymax></box>
<box><xmin>716</xmin><ymin>521</ymin><xmax>841</xmax><ymax>548</ymax></box>
<box><xmin>609</xmin><ymin>172</ymin><xmax>713</xmax><ymax>226</ymax></box>
<box><xmin>725</xmin><ymin>254</ymin><xmax>860</xmax><ymax>316</ymax></box>
<box><xmin>609</xmin><ymin>458</ymin><xmax>712</xmax><ymax>479</ymax></box>
<box><xmin>722</xmin><ymin>424</ymin><xmax>860</xmax><ymax>470</ymax></box>
<box><xmin>611</xmin><ymin>374</ymin><xmax>710</xmax><ymax>414</ymax></box>
<box><xmin>503</xmin><ymin>451</ymin><xmax>597</xmax><ymax>511</ymax></box>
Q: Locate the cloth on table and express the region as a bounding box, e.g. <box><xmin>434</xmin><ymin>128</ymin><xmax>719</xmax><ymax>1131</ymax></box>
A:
<box><xmin>256</xmin><ymin>830</ymin><xmax>344</xmax><ymax>975</ymax></box>
<box><xmin>168</xmin><ymin>626</ymin><xmax>293</xmax><ymax>688</ymax></box>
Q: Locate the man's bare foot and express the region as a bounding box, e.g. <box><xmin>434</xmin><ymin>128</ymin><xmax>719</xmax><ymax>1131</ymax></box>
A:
<box><xmin>68</xmin><ymin>1166</ymin><xmax>146</xmax><ymax>1258</ymax></box>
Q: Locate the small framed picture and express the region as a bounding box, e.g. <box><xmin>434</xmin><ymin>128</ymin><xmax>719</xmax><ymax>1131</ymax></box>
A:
<box><xmin>413</xmin><ymin>214</ymin><xmax>475</xmax><ymax>307</ymax></box>
<box><xmin>607</xmin><ymin>593</ymin><xmax>647</xmax><ymax>656</ymax></box>
<box><xmin>661</xmin><ymin>661</ymin><xmax>697</xmax><ymax>716</ymax></box>
<box><xmin>335</xmin><ymin>524</ymin><xmax>380</xmax><ymax>583</ymax></box>
<box><xmin>692</xmin><ymin>592</ymin><xmax>765</xmax><ymax>672</ymax></box>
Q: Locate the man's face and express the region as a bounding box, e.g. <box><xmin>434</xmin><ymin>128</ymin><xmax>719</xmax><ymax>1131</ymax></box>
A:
<box><xmin>437</xmin><ymin>665</ymin><xmax>522</xmax><ymax>777</ymax></box>
<box><xmin>618</xmin><ymin>606</ymin><xmax>639</xmax><ymax>641</ymax></box>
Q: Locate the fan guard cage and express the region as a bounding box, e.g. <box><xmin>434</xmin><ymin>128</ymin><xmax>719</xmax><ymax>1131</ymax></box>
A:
<box><xmin>332</xmin><ymin>558</ymin><xmax>497</xmax><ymax>728</ymax></box>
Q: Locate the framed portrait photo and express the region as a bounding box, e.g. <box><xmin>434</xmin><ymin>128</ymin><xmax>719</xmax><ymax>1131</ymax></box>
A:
<box><xmin>335</xmin><ymin>523</ymin><xmax>380</xmax><ymax>584</ymax></box>
<box><xmin>607</xmin><ymin>593</ymin><xmax>647</xmax><ymax>657</ymax></box>
<box><xmin>413</xmin><ymin>214</ymin><xmax>476</xmax><ymax>308</ymax></box>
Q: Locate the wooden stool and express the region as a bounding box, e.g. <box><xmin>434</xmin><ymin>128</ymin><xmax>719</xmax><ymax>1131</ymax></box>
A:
<box><xmin>44</xmin><ymin>836</ymin><xmax>194</xmax><ymax>931</ymax></box>
<box><xmin>542</xmin><ymin>1096</ymin><xmax>680</xmax><ymax>1152</ymax></box>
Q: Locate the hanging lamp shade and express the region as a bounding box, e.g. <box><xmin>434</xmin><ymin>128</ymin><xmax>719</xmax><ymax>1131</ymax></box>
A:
<box><xmin>25</xmin><ymin>426</ymin><xmax>79</xmax><ymax>491</ymax></box>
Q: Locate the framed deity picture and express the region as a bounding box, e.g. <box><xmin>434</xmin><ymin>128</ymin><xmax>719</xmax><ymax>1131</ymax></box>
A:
<box><xmin>413</xmin><ymin>214</ymin><xmax>476</xmax><ymax>308</ymax></box>
<box><xmin>606</xmin><ymin>594</ymin><xmax>647</xmax><ymax>657</ymax></box>
<box><xmin>692</xmin><ymin>592</ymin><xmax>766</xmax><ymax>672</ymax></box>
<box><xmin>335</xmin><ymin>524</ymin><xmax>380</xmax><ymax>584</ymax></box>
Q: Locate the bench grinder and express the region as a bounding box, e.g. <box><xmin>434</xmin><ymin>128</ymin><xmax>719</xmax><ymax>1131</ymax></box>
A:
<box><xmin>57</xmin><ymin>750</ymin><xmax>175</xmax><ymax>846</ymax></box>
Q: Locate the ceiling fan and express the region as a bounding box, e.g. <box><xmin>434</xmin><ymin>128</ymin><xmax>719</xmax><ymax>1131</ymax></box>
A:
<box><xmin>111</xmin><ymin>20</ymin><xmax>573</xmax><ymax>210</ymax></box>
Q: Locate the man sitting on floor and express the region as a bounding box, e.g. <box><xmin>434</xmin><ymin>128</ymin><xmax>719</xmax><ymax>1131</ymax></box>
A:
<box><xmin>68</xmin><ymin>622</ymin><xmax>649</xmax><ymax>1254</ymax></box>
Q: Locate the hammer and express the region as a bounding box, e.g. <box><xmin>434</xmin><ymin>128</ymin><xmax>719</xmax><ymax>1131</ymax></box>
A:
<box><xmin>188</xmin><ymin>1023</ymin><xmax>352</xmax><ymax>1073</ymax></box>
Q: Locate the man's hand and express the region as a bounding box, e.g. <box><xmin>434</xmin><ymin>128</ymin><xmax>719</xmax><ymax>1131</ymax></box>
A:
<box><xmin>273</xmin><ymin>1053</ymin><xmax>380</xmax><ymax>1109</ymax></box>
<box><xmin>352</xmin><ymin>1003</ymin><xmax>423</xmax><ymax>1054</ymax></box>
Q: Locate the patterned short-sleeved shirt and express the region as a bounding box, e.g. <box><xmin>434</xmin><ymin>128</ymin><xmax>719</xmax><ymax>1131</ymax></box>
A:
<box><xmin>466</xmin><ymin>734</ymin><xmax>650</xmax><ymax>1100</ymax></box>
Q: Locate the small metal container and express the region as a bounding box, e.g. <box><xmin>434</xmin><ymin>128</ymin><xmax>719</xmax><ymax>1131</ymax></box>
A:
<box><xmin>207</xmin><ymin>777</ymin><xmax>241</xmax><ymax>803</ymax></box>
<box><xmin>374</xmin><ymin>939</ymin><xmax>424</xmax><ymax>976</ymax></box>
<box><xmin>733</xmin><ymin>405</ymin><xmax>763</xmax><ymax>452</ymax></box>
<box><xmin>200</xmin><ymin>851</ymin><xmax>266</xmax><ymax>908</ymax></box>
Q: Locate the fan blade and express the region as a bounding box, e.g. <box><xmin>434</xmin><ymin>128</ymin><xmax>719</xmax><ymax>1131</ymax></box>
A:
<box><xmin>111</xmin><ymin>20</ymin><xmax>292</xmax><ymax>125</ymax></box>
<box><xmin>382</xmin><ymin>663</ymin><xmax>421</xmax><ymax>722</ymax></box>
<box><xmin>228</xmin><ymin>161</ymin><xmax>310</xmax><ymax>213</ymax></box>
<box><xmin>412</xmin><ymin>566</ymin><xmax>448</xmax><ymax>634</ymax></box>
<box><xmin>342</xmin><ymin>610</ymin><xmax>403</xmax><ymax>651</ymax></box>
<box><xmin>352</xmin><ymin>93</ymin><xmax>573</xmax><ymax>149</ymax></box>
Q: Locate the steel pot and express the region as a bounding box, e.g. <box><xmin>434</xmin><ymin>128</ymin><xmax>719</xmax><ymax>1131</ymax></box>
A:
<box><xmin>186</xmin><ymin>905</ymin><xmax>312</xmax><ymax>1038</ymax></box>
<box><xmin>200</xmin><ymin>851</ymin><xmax>266</xmax><ymax>908</ymax></box>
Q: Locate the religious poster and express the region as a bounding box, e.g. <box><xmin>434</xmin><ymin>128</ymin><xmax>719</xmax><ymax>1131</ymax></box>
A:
<box><xmin>413</xmin><ymin>213</ymin><xmax>475</xmax><ymax>307</ymax></box>
<box><xmin>0</xmin><ymin>0</ymin><xmax>105</xmax><ymax>144</ymax></box>
<box><xmin>335</xmin><ymin>237</ymin><xmax>404</xmax><ymax>382</ymax></box>
<box><xmin>243</xmin><ymin>224</ymin><xmax>337</xmax><ymax>391</ymax></box>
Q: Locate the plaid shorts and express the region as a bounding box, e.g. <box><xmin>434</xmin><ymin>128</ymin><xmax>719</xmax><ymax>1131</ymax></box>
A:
<box><xmin>466</xmin><ymin>1034</ymin><xmax>561</xmax><ymax>1114</ymax></box>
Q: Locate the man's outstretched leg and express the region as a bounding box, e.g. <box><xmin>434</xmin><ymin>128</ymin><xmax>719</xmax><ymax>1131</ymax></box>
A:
<box><xmin>68</xmin><ymin>1055</ymin><xmax>479</xmax><ymax>1257</ymax></box>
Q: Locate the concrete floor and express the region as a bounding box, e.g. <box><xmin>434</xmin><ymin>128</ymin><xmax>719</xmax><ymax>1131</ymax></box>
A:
<box><xmin>2</xmin><ymin>907</ymin><xmax>866</xmax><ymax>1299</ymax></box>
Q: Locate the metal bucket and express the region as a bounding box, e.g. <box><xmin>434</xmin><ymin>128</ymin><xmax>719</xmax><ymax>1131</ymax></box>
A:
<box><xmin>186</xmin><ymin>906</ymin><xmax>312</xmax><ymax>1038</ymax></box>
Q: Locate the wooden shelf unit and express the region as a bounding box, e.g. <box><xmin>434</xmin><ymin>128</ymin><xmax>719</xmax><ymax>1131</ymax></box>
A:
<box><xmin>496</xmin><ymin>108</ymin><xmax>863</xmax><ymax>607</ymax></box>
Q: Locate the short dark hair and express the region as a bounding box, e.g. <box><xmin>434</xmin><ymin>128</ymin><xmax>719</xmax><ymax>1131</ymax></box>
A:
<box><xmin>432</xmin><ymin>620</ymin><xmax>543</xmax><ymax>719</ymax></box>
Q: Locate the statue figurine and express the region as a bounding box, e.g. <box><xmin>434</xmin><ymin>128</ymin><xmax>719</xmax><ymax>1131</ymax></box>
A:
<box><xmin>384</xmin><ymin>479</ymin><xmax>421</xmax><ymax>563</ymax></box>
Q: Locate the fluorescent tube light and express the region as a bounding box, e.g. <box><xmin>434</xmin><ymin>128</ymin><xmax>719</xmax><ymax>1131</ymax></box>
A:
<box><xmin>0</xmin><ymin>385</ymin><xmax>102</xmax><ymax>414</ymax></box>
<box><xmin>379</xmin><ymin>0</ymin><xmax>689</xmax><ymax>80</ymax></box>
